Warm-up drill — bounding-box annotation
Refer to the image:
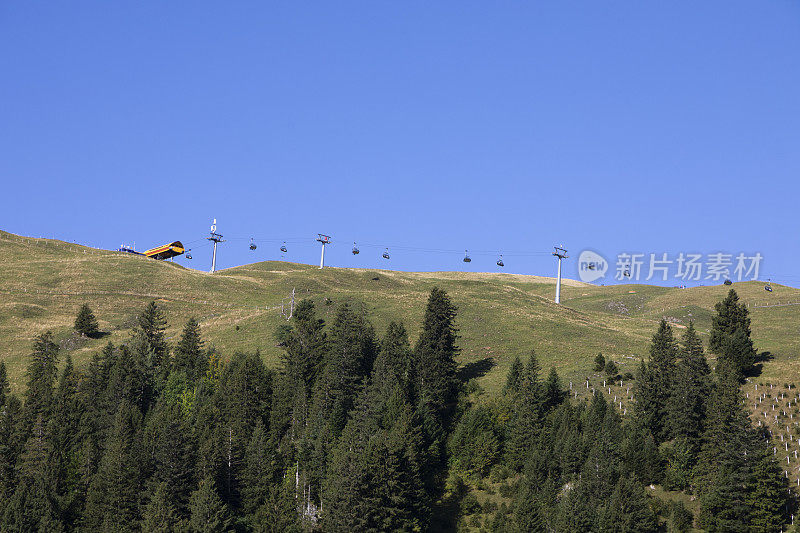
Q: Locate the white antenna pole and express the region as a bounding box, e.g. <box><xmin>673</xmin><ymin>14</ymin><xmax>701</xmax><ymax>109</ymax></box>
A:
<box><xmin>553</xmin><ymin>245</ymin><xmax>569</xmax><ymax>304</ymax></box>
<box><xmin>316</xmin><ymin>234</ymin><xmax>331</xmax><ymax>269</ymax></box>
<box><xmin>207</xmin><ymin>218</ymin><xmax>224</xmax><ymax>273</ymax></box>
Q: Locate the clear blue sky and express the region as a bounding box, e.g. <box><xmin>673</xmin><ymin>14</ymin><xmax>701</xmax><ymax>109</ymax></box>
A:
<box><xmin>2</xmin><ymin>2</ymin><xmax>798</xmax><ymax>286</ymax></box>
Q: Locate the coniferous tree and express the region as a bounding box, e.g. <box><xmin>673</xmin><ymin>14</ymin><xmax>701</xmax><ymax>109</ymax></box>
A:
<box><xmin>513</xmin><ymin>485</ymin><xmax>547</xmax><ymax>532</ymax></box>
<box><xmin>74</xmin><ymin>303</ymin><xmax>100</xmax><ymax>338</ymax></box>
<box><xmin>747</xmin><ymin>435</ymin><xmax>790</xmax><ymax>532</ymax></box>
<box><xmin>594</xmin><ymin>353</ymin><xmax>606</xmax><ymax>372</ymax></box>
<box><xmin>449</xmin><ymin>404</ymin><xmax>502</xmax><ymax>478</ymax></box>
<box><xmin>555</xmin><ymin>483</ymin><xmax>597</xmax><ymax>532</ymax></box>
<box><xmin>144</xmin><ymin>399</ymin><xmax>196</xmax><ymax>517</ymax></box>
<box><xmin>597</xmin><ymin>475</ymin><xmax>658</xmax><ymax>533</ymax></box>
<box><xmin>665</xmin><ymin>324</ymin><xmax>710</xmax><ymax>450</ymax></box>
<box><xmin>142</xmin><ymin>481</ymin><xmax>182</xmax><ymax>533</ymax></box>
<box><xmin>83</xmin><ymin>402</ymin><xmax>144</xmax><ymax>531</ymax></box>
<box><xmin>282</xmin><ymin>300</ymin><xmax>327</xmax><ymax>393</ymax></box>
<box><xmin>304</xmin><ymin>304</ymin><xmax>377</xmax><ymax>506</ymax></box>
<box><xmin>582</xmin><ymin>394</ymin><xmax>624</xmax><ymax>501</ymax></box>
<box><xmin>107</xmin><ymin>334</ymin><xmax>154</xmax><ymax>413</ymax></box>
<box><xmin>541</xmin><ymin>367</ymin><xmax>565</xmax><ymax>411</ymax></box>
<box><xmin>506</xmin><ymin>351</ymin><xmax>542</xmax><ymax>470</ymax></box>
<box><xmin>373</xmin><ymin>321</ymin><xmax>414</xmax><ymax>398</ymax></box>
<box><xmin>209</xmin><ymin>352</ymin><xmax>272</xmax><ymax>508</ymax></box>
<box><xmin>174</xmin><ymin>317</ymin><xmax>204</xmax><ymax>382</ymax></box>
<box><xmin>681</xmin><ymin>321</ymin><xmax>710</xmax><ymax>376</ymax></box>
<box><xmin>253</xmin><ymin>482</ymin><xmax>301</xmax><ymax>533</ymax></box>
<box><xmin>0</xmin><ymin>394</ymin><xmax>20</xmax><ymax>511</ymax></box>
<box><xmin>83</xmin><ymin>342</ymin><xmax>115</xmax><ymax>417</ymax></box>
<box><xmin>138</xmin><ymin>300</ymin><xmax>169</xmax><ymax>370</ymax></box>
<box><xmin>73</xmin><ymin>342</ymin><xmax>116</xmax><ymax>501</ymax></box>
<box><xmin>23</xmin><ymin>331</ymin><xmax>59</xmax><ymax>424</ymax></box>
<box><xmin>311</xmin><ymin>303</ymin><xmax>377</xmax><ymax>437</ymax></box>
<box><xmin>696</xmin><ymin>360</ymin><xmax>787</xmax><ymax>531</ymax></box>
<box><xmin>323</xmin><ymin>387</ymin><xmax>429</xmax><ymax>532</ymax></box>
<box><xmin>413</xmin><ymin>288</ymin><xmax>459</xmax><ymax>421</ymax></box>
<box><xmin>11</xmin><ymin>278</ymin><xmax>795</xmax><ymax>531</ymax></box>
<box><xmin>505</xmin><ymin>356</ymin><xmax>523</xmax><ymax>394</ymax></box>
<box><xmin>50</xmin><ymin>354</ymin><xmax>84</xmax><ymax>526</ymax></box>
<box><xmin>634</xmin><ymin>320</ymin><xmax>678</xmax><ymax>442</ymax></box>
<box><xmin>269</xmin><ymin>300</ymin><xmax>327</xmax><ymax>472</ymax></box>
<box><xmin>709</xmin><ymin>289</ymin><xmax>756</xmax><ymax>379</ymax></box>
<box><xmin>4</xmin><ymin>414</ymin><xmax>62</xmax><ymax>532</ymax></box>
<box><xmin>650</xmin><ymin>320</ymin><xmax>678</xmax><ymax>438</ymax></box>
<box><xmin>633</xmin><ymin>360</ymin><xmax>658</xmax><ymax>438</ymax></box>
<box><xmin>189</xmin><ymin>476</ymin><xmax>231</xmax><ymax>533</ymax></box>
<box><xmin>322</xmin><ymin>321</ymin><xmax>430</xmax><ymax>532</ymax></box>
<box><xmin>621</xmin><ymin>423</ymin><xmax>661</xmax><ymax>485</ymax></box>
<box><xmin>241</xmin><ymin>420</ymin><xmax>271</xmax><ymax>516</ymax></box>
<box><xmin>695</xmin><ymin>361</ymin><xmax>751</xmax><ymax>531</ymax></box>
<box><xmin>0</xmin><ymin>362</ymin><xmax>8</xmax><ymax>407</ymax></box>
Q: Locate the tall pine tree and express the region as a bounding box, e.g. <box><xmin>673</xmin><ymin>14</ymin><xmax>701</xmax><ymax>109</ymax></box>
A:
<box><xmin>23</xmin><ymin>331</ymin><xmax>59</xmax><ymax>425</ymax></box>
<box><xmin>189</xmin><ymin>476</ymin><xmax>231</xmax><ymax>533</ymax></box>
<box><xmin>634</xmin><ymin>320</ymin><xmax>677</xmax><ymax>442</ymax></box>
<box><xmin>83</xmin><ymin>401</ymin><xmax>144</xmax><ymax>532</ymax></box>
<box><xmin>506</xmin><ymin>351</ymin><xmax>543</xmax><ymax>470</ymax></box>
<box><xmin>665</xmin><ymin>322</ymin><xmax>710</xmax><ymax>449</ymax></box>
<box><xmin>174</xmin><ymin>317</ymin><xmax>204</xmax><ymax>382</ymax></box>
<box><xmin>144</xmin><ymin>399</ymin><xmax>196</xmax><ymax>518</ymax></box>
<box><xmin>709</xmin><ymin>289</ymin><xmax>756</xmax><ymax>379</ymax></box>
<box><xmin>413</xmin><ymin>287</ymin><xmax>459</xmax><ymax>423</ymax></box>
<box><xmin>696</xmin><ymin>360</ymin><xmax>787</xmax><ymax>531</ymax></box>
<box><xmin>138</xmin><ymin>301</ymin><xmax>169</xmax><ymax>371</ymax></box>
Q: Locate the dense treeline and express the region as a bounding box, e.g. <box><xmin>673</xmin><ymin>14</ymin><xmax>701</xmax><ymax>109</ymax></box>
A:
<box><xmin>0</xmin><ymin>288</ymin><xmax>791</xmax><ymax>531</ymax></box>
<box><xmin>448</xmin><ymin>289</ymin><xmax>790</xmax><ymax>532</ymax></box>
<box><xmin>0</xmin><ymin>288</ymin><xmax>460</xmax><ymax>532</ymax></box>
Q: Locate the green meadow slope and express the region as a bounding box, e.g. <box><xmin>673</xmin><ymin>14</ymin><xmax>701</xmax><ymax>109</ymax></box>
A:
<box><xmin>11</xmin><ymin>229</ymin><xmax>800</xmax><ymax>488</ymax></box>
<box><xmin>2</xmin><ymin>229</ymin><xmax>799</xmax><ymax>395</ymax></box>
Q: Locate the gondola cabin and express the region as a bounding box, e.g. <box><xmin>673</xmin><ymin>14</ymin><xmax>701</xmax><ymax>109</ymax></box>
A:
<box><xmin>143</xmin><ymin>241</ymin><xmax>185</xmax><ymax>260</ymax></box>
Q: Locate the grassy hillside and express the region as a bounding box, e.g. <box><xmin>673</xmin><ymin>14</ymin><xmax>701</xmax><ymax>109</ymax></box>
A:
<box><xmin>7</xmin><ymin>228</ymin><xmax>800</xmax><ymax>491</ymax></box>
<box><xmin>3</xmin><ymin>229</ymin><xmax>798</xmax><ymax>393</ymax></box>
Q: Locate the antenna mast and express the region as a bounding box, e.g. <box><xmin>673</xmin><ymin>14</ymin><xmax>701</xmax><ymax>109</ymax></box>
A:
<box><xmin>207</xmin><ymin>219</ymin><xmax>225</xmax><ymax>273</ymax></box>
<box><xmin>553</xmin><ymin>245</ymin><xmax>569</xmax><ymax>304</ymax></box>
<box><xmin>316</xmin><ymin>234</ymin><xmax>331</xmax><ymax>269</ymax></box>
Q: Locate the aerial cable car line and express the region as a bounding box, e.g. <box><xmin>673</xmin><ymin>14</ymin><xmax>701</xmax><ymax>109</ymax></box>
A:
<box><xmin>191</xmin><ymin>228</ymin><xmax>557</xmax><ymax>273</ymax></box>
<box><xmin>196</xmin><ymin>235</ymin><xmax>789</xmax><ymax>284</ymax></box>
<box><xmin>223</xmin><ymin>235</ymin><xmax>549</xmax><ymax>257</ymax></box>
<box><xmin>204</xmin><ymin>230</ymin><xmax>552</xmax><ymax>257</ymax></box>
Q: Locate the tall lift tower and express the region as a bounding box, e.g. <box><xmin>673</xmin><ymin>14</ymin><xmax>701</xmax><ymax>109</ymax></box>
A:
<box><xmin>317</xmin><ymin>234</ymin><xmax>331</xmax><ymax>269</ymax></box>
<box><xmin>553</xmin><ymin>245</ymin><xmax>568</xmax><ymax>304</ymax></box>
<box><xmin>207</xmin><ymin>219</ymin><xmax>224</xmax><ymax>273</ymax></box>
